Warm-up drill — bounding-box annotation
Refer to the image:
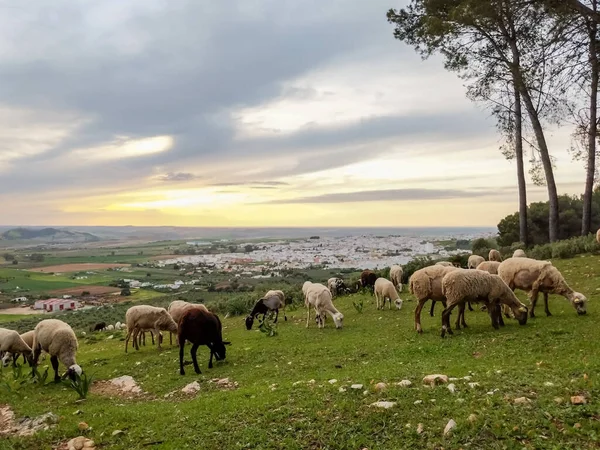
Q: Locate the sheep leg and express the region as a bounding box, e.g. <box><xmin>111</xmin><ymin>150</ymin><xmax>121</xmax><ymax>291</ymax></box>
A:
<box><xmin>132</xmin><ymin>328</ymin><xmax>140</xmax><ymax>351</ymax></box>
<box><xmin>124</xmin><ymin>329</ymin><xmax>132</xmax><ymax>353</ymax></box>
<box><xmin>429</xmin><ymin>300</ymin><xmax>436</xmax><ymax>317</ymax></box>
<box><xmin>543</xmin><ymin>292</ymin><xmax>552</xmax><ymax>316</ymax></box>
<box><xmin>169</xmin><ymin>332</ymin><xmax>173</xmax><ymax>346</ymax></box>
<box><xmin>487</xmin><ymin>303</ymin><xmax>500</xmax><ymax>329</ymax></box>
<box><xmin>179</xmin><ymin>340</ymin><xmax>186</xmax><ymax>375</ymax></box>
<box><xmin>441</xmin><ymin>304</ymin><xmax>456</xmax><ymax>338</ymax></box>
<box><xmin>497</xmin><ymin>304</ymin><xmax>505</xmax><ymax>326</ymax></box>
<box><xmin>529</xmin><ymin>290</ymin><xmax>539</xmax><ymax>318</ymax></box>
<box><xmin>467</xmin><ymin>301</ymin><xmax>474</xmax><ymax>312</ymax></box>
<box><xmin>306</xmin><ymin>304</ymin><xmax>311</xmax><ymax>328</ymax></box>
<box><xmin>150</xmin><ymin>331</ymin><xmax>155</xmax><ymax>345</ymax></box>
<box><xmin>208</xmin><ymin>347</ymin><xmax>215</xmax><ymax>369</ymax></box>
<box><xmin>190</xmin><ymin>343</ymin><xmax>201</xmax><ymax>373</ymax></box>
<box><xmin>50</xmin><ymin>355</ymin><xmax>60</xmax><ymax>382</ymax></box>
<box><xmin>455</xmin><ymin>303</ymin><xmax>467</xmax><ymax>330</ymax></box>
<box><xmin>154</xmin><ymin>327</ymin><xmax>162</xmax><ymax>350</ymax></box>
<box><xmin>274</xmin><ymin>309</ymin><xmax>279</xmax><ymax>323</ymax></box>
<box><xmin>415</xmin><ymin>299</ymin><xmax>426</xmax><ymax>334</ymax></box>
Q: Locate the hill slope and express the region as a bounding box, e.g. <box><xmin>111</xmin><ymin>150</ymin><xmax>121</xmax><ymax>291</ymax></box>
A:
<box><xmin>0</xmin><ymin>227</ymin><xmax>99</xmax><ymax>242</ymax></box>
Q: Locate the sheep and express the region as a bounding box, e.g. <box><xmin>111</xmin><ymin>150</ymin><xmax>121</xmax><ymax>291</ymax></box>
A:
<box><xmin>476</xmin><ymin>261</ymin><xmax>501</xmax><ymax>275</ymax></box>
<box><xmin>435</xmin><ymin>261</ymin><xmax>454</xmax><ymax>267</ymax></box>
<box><xmin>497</xmin><ymin>257</ymin><xmax>588</xmax><ymax>317</ymax></box>
<box><xmin>409</xmin><ymin>265</ymin><xmax>458</xmax><ymax>333</ymax></box>
<box><xmin>467</xmin><ymin>255</ymin><xmax>485</xmax><ymax>269</ymax></box>
<box><xmin>0</xmin><ymin>328</ymin><xmax>32</xmax><ymax>367</ymax></box>
<box><xmin>115</xmin><ymin>321</ymin><xmax>122</xmax><ymax>330</ymax></box>
<box><xmin>124</xmin><ymin>305</ymin><xmax>178</xmax><ymax>352</ymax></box>
<box><xmin>305</xmin><ymin>283</ymin><xmax>343</xmax><ymax>328</ymax></box>
<box><xmin>245</xmin><ymin>292</ymin><xmax>286</xmax><ymax>330</ymax></box>
<box><xmin>374</xmin><ymin>277</ymin><xmax>403</xmax><ymax>310</ymax></box>
<box><xmin>597</xmin><ymin>228</ymin><xmax>600</xmax><ymax>244</ymax></box>
<box><xmin>2</xmin><ymin>330</ymin><xmax>48</xmax><ymax>366</ymax></box>
<box><xmin>31</xmin><ymin>319</ymin><xmax>82</xmax><ymax>381</ymax></box>
<box><xmin>440</xmin><ymin>270</ymin><xmax>528</xmax><ymax>337</ymax></box>
<box><xmin>489</xmin><ymin>249</ymin><xmax>502</xmax><ymax>262</ymax></box>
<box><xmin>178</xmin><ymin>308</ymin><xmax>230</xmax><ymax>375</ymax></box>
<box><xmin>360</xmin><ymin>270</ymin><xmax>378</xmax><ymax>292</ymax></box>
<box><xmin>168</xmin><ymin>300</ymin><xmax>209</xmax><ymax>344</ymax></box>
<box><xmin>389</xmin><ymin>265</ymin><xmax>404</xmax><ymax>292</ymax></box>
<box><xmin>513</xmin><ymin>249</ymin><xmax>526</xmax><ymax>258</ymax></box>
<box><xmin>327</xmin><ymin>277</ymin><xmax>348</xmax><ymax>298</ymax></box>
<box><xmin>92</xmin><ymin>322</ymin><xmax>106</xmax><ymax>332</ymax></box>
<box><xmin>106</xmin><ymin>324</ymin><xmax>114</xmax><ymax>331</ymax></box>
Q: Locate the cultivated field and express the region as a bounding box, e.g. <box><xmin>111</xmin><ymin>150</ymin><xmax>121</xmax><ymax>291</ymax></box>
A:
<box><xmin>48</xmin><ymin>286</ymin><xmax>122</xmax><ymax>296</ymax></box>
<box><xmin>28</xmin><ymin>263</ymin><xmax>131</xmax><ymax>273</ymax></box>
<box><xmin>0</xmin><ymin>255</ymin><xmax>599</xmax><ymax>449</ymax></box>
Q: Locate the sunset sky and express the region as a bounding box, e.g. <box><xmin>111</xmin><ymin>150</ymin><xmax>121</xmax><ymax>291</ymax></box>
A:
<box><xmin>0</xmin><ymin>0</ymin><xmax>587</xmax><ymax>227</ymax></box>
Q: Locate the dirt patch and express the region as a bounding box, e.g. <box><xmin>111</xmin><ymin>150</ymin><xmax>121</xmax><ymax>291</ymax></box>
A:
<box><xmin>0</xmin><ymin>404</ymin><xmax>59</xmax><ymax>437</ymax></box>
<box><xmin>49</xmin><ymin>286</ymin><xmax>122</xmax><ymax>296</ymax></box>
<box><xmin>28</xmin><ymin>263</ymin><xmax>130</xmax><ymax>273</ymax></box>
<box><xmin>91</xmin><ymin>376</ymin><xmax>148</xmax><ymax>400</ymax></box>
<box><xmin>148</xmin><ymin>254</ymin><xmax>181</xmax><ymax>261</ymax></box>
<box><xmin>0</xmin><ymin>307</ymin><xmax>43</xmax><ymax>315</ymax></box>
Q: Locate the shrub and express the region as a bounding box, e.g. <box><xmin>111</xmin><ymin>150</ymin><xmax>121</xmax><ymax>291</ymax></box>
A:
<box><xmin>401</xmin><ymin>256</ymin><xmax>435</xmax><ymax>283</ymax></box>
<box><xmin>63</xmin><ymin>372</ymin><xmax>93</xmax><ymax>399</ymax></box>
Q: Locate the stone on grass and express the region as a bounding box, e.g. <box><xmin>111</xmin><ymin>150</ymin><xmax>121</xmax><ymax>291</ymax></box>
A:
<box><xmin>396</xmin><ymin>380</ymin><xmax>412</xmax><ymax>388</ymax></box>
<box><xmin>468</xmin><ymin>382</ymin><xmax>480</xmax><ymax>389</ymax></box>
<box><xmin>370</xmin><ymin>401</ymin><xmax>396</xmax><ymax>409</ymax></box>
<box><xmin>374</xmin><ymin>382</ymin><xmax>387</xmax><ymax>392</ymax></box>
<box><xmin>111</xmin><ymin>430</ymin><xmax>124</xmax><ymax>437</ymax></box>
<box><xmin>554</xmin><ymin>397</ymin><xmax>564</xmax><ymax>404</ymax></box>
<box><xmin>338</xmin><ymin>387</ymin><xmax>347</xmax><ymax>393</ymax></box>
<box><xmin>513</xmin><ymin>397</ymin><xmax>531</xmax><ymax>405</ymax></box>
<box><xmin>67</xmin><ymin>436</ymin><xmax>96</xmax><ymax>450</ymax></box>
<box><xmin>447</xmin><ymin>383</ymin><xmax>456</xmax><ymax>394</ymax></box>
<box><xmin>414</xmin><ymin>400</ymin><xmax>423</xmax><ymax>405</ymax></box>
<box><xmin>544</xmin><ymin>382</ymin><xmax>554</xmax><ymax>387</ymax></box>
<box><xmin>78</xmin><ymin>422</ymin><xmax>89</xmax><ymax>431</ymax></box>
<box><xmin>350</xmin><ymin>384</ymin><xmax>363</xmax><ymax>390</ymax></box>
<box><xmin>571</xmin><ymin>395</ymin><xmax>586</xmax><ymax>405</ymax></box>
<box><xmin>444</xmin><ymin>419</ymin><xmax>457</xmax><ymax>436</ymax></box>
<box><xmin>468</xmin><ymin>414</ymin><xmax>477</xmax><ymax>423</ymax></box>
<box><xmin>181</xmin><ymin>381</ymin><xmax>201</xmax><ymax>395</ymax></box>
<box><xmin>109</xmin><ymin>375</ymin><xmax>141</xmax><ymax>394</ymax></box>
<box><xmin>416</xmin><ymin>423</ymin><xmax>424</xmax><ymax>434</ymax></box>
<box><xmin>423</xmin><ymin>374</ymin><xmax>449</xmax><ymax>386</ymax></box>
<box><xmin>328</xmin><ymin>379</ymin><xmax>337</xmax><ymax>384</ymax></box>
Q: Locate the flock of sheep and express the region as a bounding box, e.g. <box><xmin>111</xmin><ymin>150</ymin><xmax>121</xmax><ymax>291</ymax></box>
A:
<box><xmin>0</xmin><ymin>248</ymin><xmax>589</xmax><ymax>387</ymax></box>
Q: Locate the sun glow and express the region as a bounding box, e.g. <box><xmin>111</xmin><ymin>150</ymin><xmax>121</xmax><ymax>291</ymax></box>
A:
<box><xmin>72</xmin><ymin>135</ymin><xmax>174</xmax><ymax>160</ymax></box>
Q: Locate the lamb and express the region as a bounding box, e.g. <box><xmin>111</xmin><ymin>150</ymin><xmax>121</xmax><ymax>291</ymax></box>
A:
<box><xmin>305</xmin><ymin>283</ymin><xmax>343</xmax><ymax>328</ymax></box>
<box><xmin>497</xmin><ymin>257</ymin><xmax>588</xmax><ymax>317</ymax></box>
<box><xmin>513</xmin><ymin>249</ymin><xmax>526</xmax><ymax>258</ymax></box>
<box><xmin>106</xmin><ymin>324</ymin><xmax>114</xmax><ymax>331</ymax></box>
<box><xmin>409</xmin><ymin>265</ymin><xmax>458</xmax><ymax>333</ymax></box>
<box><xmin>467</xmin><ymin>255</ymin><xmax>485</xmax><ymax>269</ymax></box>
<box><xmin>31</xmin><ymin>319</ymin><xmax>82</xmax><ymax>381</ymax></box>
<box><xmin>327</xmin><ymin>277</ymin><xmax>348</xmax><ymax>298</ymax></box>
<box><xmin>1</xmin><ymin>330</ymin><xmax>39</xmax><ymax>366</ymax></box>
<box><xmin>440</xmin><ymin>270</ymin><xmax>528</xmax><ymax>337</ymax></box>
<box><xmin>374</xmin><ymin>277</ymin><xmax>403</xmax><ymax>310</ymax></box>
<box><xmin>115</xmin><ymin>321</ymin><xmax>123</xmax><ymax>330</ymax></box>
<box><xmin>489</xmin><ymin>249</ymin><xmax>502</xmax><ymax>262</ymax></box>
<box><xmin>124</xmin><ymin>305</ymin><xmax>178</xmax><ymax>352</ymax></box>
<box><xmin>435</xmin><ymin>261</ymin><xmax>454</xmax><ymax>267</ymax></box>
<box><xmin>178</xmin><ymin>308</ymin><xmax>230</xmax><ymax>375</ymax></box>
<box><xmin>245</xmin><ymin>291</ymin><xmax>287</xmax><ymax>330</ymax></box>
<box><xmin>360</xmin><ymin>270</ymin><xmax>378</xmax><ymax>292</ymax></box>
<box><xmin>389</xmin><ymin>265</ymin><xmax>404</xmax><ymax>292</ymax></box>
<box><xmin>168</xmin><ymin>300</ymin><xmax>209</xmax><ymax>344</ymax></box>
<box><xmin>0</xmin><ymin>328</ymin><xmax>32</xmax><ymax>367</ymax></box>
<box><xmin>92</xmin><ymin>322</ymin><xmax>106</xmax><ymax>332</ymax></box>
<box><xmin>476</xmin><ymin>261</ymin><xmax>501</xmax><ymax>275</ymax></box>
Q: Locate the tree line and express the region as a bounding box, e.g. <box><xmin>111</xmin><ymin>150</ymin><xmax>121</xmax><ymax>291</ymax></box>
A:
<box><xmin>387</xmin><ymin>0</ymin><xmax>600</xmax><ymax>246</ymax></box>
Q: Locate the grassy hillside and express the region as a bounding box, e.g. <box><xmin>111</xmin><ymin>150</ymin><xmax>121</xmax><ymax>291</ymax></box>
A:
<box><xmin>1</xmin><ymin>255</ymin><xmax>599</xmax><ymax>449</ymax></box>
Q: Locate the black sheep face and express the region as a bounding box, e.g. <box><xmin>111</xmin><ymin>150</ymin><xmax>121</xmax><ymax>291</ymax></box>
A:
<box><xmin>210</xmin><ymin>342</ymin><xmax>228</xmax><ymax>361</ymax></box>
<box><xmin>245</xmin><ymin>315</ymin><xmax>254</xmax><ymax>330</ymax></box>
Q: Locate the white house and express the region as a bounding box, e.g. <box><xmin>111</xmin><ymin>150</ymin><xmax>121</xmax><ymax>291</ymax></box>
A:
<box><xmin>11</xmin><ymin>296</ymin><xmax>27</xmax><ymax>303</ymax></box>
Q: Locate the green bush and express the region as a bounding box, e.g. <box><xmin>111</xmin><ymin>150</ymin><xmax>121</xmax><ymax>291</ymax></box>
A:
<box><xmin>401</xmin><ymin>256</ymin><xmax>435</xmax><ymax>284</ymax></box>
<box><xmin>528</xmin><ymin>234</ymin><xmax>600</xmax><ymax>261</ymax></box>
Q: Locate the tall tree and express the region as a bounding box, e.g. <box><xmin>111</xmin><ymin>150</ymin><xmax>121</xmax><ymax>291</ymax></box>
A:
<box><xmin>387</xmin><ymin>0</ymin><xmax>564</xmax><ymax>242</ymax></box>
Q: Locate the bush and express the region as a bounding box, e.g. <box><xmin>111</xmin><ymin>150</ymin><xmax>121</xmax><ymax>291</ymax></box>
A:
<box><xmin>528</xmin><ymin>234</ymin><xmax>600</xmax><ymax>260</ymax></box>
<box><xmin>401</xmin><ymin>256</ymin><xmax>435</xmax><ymax>283</ymax></box>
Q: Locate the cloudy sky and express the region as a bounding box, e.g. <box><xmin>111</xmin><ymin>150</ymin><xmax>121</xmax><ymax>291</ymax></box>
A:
<box><xmin>0</xmin><ymin>0</ymin><xmax>587</xmax><ymax>227</ymax></box>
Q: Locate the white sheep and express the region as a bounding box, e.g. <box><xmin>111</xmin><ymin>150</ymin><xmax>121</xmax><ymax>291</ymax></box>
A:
<box><xmin>305</xmin><ymin>283</ymin><xmax>343</xmax><ymax>329</ymax></box>
<box><xmin>476</xmin><ymin>261</ymin><xmax>501</xmax><ymax>275</ymax></box>
<box><xmin>106</xmin><ymin>324</ymin><xmax>114</xmax><ymax>331</ymax></box>
<box><xmin>327</xmin><ymin>278</ymin><xmax>347</xmax><ymax>298</ymax></box>
<box><xmin>374</xmin><ymin>277</ymin><xmax>403</xmax><ymax>310</ymax></box>
<box><xmin>513</xmin><ymin>249</ymin><xmax>526</xmax><ymax>258</ymax></box>
<box><xmin>435</xmin><ymin>261</ymin><xmax>454</xmax><ymax>267</ymax></box>
<box><xmin>596</xmin><ymin>228</ymin><xmax>600</xmax><ymax>244</ymax></box>
<box><xmin>124</xmin><ymin>305</ymin><xmax>178</xmax><ymax>352</ymax></box>
<box><xmin>31</xmin><ymin>319</ymin><xmax>82</xmax><ymax>381</ymax></box>
<box><xmin>440</xmin><ymin>269</ymin><xmax>529</xmax><ymax>337</ymax></box>
<box><xmin>0</xmin><ymin>328</ymin><xmax>32</xmax><ymax>367</ymax></box>
<box><xmin>168</xmin><ymin>300</ymin><xmax>209</xmax><ymax>344</ymax></box>
<box><xmin>488</xmin><ymin>249</ymin><xmax>502</xmax><ymax>262</ymax></box>
<box><xmin>467</xmin><ymin>255</ymin><xmax>485</xmax><ymax>269</ymax></box>
<box><xmin>409</xmin><ymin>265</ymin><xmax>458</xmax><ymax>333</ymax></box>
<box><xmin>389</xmin><ymin>265</ymin><xmax>404</xmax><ymax>292</ymax></box>
<box><xmin>115</xmin><ymin>321</ymin><xmax>122</xmax><ymax>330</ymax></box>
<box><xmin>497</xmin><ymin>257</ymin><xmax>587</xmax><ymax>317</ymax></box>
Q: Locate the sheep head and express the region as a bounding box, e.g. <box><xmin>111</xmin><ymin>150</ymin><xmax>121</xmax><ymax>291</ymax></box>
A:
<box><xmin>394</xmin><ymin>298</ymin><xmax>403</xmax><ymax>310</ymax></box>
<box><xmin>569</xmin><ymin>292</ymin><xmax>588</xmax><ymax>315</ymax></box>
<box><xmin>62</xmin><ymin>364</ymin><xmax>83</xmax><ymax>381</ymax></box>
<box><xmin>209</xmin><ymin>340</ymin><xmax>229</xmax><ymax>362</ymax></box>
<box><xmin>513</xmin><ymin>305</ymin><xmax>528</xmax><ymax>325</ymax></box>
<box><xmin>332</xmin><ymin>312</ymin><xmax>344</xmax><ymax>329</ymax></box>
<box><xmin>244</xmin><ymin>315</ymin><xmax>254</xmax><ymax>330</ymax></box>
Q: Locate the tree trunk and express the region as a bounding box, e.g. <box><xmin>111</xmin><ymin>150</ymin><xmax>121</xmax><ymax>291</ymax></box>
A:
<box><xmin>582</xmin><ymin>6</ymin><xmax>599</xmax><ymax>236</ymax></box>
<box><xmin>513</xmin><ymin>86</ymin><xmax>529</xmax><ymax>246</ymax></box>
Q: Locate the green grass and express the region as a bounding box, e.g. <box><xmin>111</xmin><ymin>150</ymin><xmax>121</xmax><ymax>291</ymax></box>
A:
<box><xmin>0</xmin><ymin>314</ymin><xmax>31</xmax><ymax>323</ymax></box>
<box><xmin>1</xmin><ymin>255</ymin><xmax>600</xmax><ymax>449</ymax></box>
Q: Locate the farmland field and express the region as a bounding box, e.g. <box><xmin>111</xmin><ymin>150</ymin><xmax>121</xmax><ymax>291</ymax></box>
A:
<box><xmin>1</xmin><ymin>255</ymin><xmax>599</xmax><ymax>449</ymax></box>
<box><xmin>28</xmin><ymin>263</ymin><xmax>131</xmax><ymax>273</ymax></box>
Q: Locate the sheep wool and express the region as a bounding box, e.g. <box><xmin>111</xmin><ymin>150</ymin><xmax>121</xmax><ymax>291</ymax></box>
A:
<box><xmin>32</xmin><ymin>319</ymin><xmax>81</xmax><ymax>380</ymax></box>
<box><xmin>305</xmin><ymin>283</ymin><xmax>343</xmax><ymax>329</ymax></box>
<box><xmin>467</xmin><ymin>255</ymin><xmax>485</xmax><ymax>269</ymax></box>
<box><xmin>476</xmin><ymin>261</ymin><xmax>501</xmax><ymax>275</ymax></box>
<box><xmin>512</xmin><ymin>249</ymin><xmax>526</xmax><ymax>258</ymax></box>
<box><xmin>488</xmin><ymin>249</ymin><xmax>502</xmax><ymax>262</ymax></box>
<box><xmin>389</xmin><ymin>265</ymin><xmax>404</xmax><ymax>292</ymax></box>
<box><xmin>125</xmin><ymin>305</ymin><xmax>178</xmax><ymax>352</ymax></box>
<box><xmin>435</xmin><ymin>261</ymin><xmax>454</xmax><ymax>267</ymax></box>
<box><xmin>0</xmin><ymin>328</ymin><xmax>32</xmax><ymax>366</ymax></box>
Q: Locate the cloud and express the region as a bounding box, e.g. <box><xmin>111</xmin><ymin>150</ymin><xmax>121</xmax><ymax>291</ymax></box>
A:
<box><xmin>265</xmin><ymin>188</ymin><xmax>499</xmax><ymax>204</ymax></box>
<box><xmin>158</xmin><ymin>172</ymin><xmax>203</xmax><ymax>182</ymax></box>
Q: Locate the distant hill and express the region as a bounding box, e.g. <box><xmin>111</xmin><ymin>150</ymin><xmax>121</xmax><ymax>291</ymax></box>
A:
<box><xmin>0</xmin><ymin>227</ymin><xmax>100</xmax><ymax>242</ymax></box>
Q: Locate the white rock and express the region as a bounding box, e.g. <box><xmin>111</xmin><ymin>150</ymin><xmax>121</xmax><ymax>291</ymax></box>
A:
<box><xmin>338</xmin><ymin>387</ymin><xmax>347</xmax><ymax>393</ymax></box>
<box><xmin>416</xmin><ymin>423</ymin><xmax>424</xmax><ymax>434</ymax></box>
<box><xmin>513</xmin><ymin>397</ymin><xmax>531</xmax><ymax>405</ymax></box>
<box><xmin>414</xmin><ymin>400</ymin><xmax>423</xmax><ymax>405</ymax></box>
<box><xmin>370</xmin><ymin>401</ymin><xmax>396</xmax><ymax>409</ymax></box>
<box><xmin>106</xmin><ymin>335</ymin><xmax>114</xmax><ymax>340</ymax></box>
<box><xmin>449</xmin><ymin>377</ymin><xmax>459</xmax><ymax>381</ymax></box>
<box><xmin>396</xmin><ymin>380</ymin><xmax>412</xmax><ymax>388</ymax></box>
<box><xmin>544</xmin><ymin>382</ymin><xmax>554</xmax><ymax>387</ymax></box>
<box><xmin>308</xmin><ymin>379</ymin><xmax>316</xmax><ymax>384</ymax></box>
<box><xmin>447</xmin><ymin>383</ymin><xmax>456</xmax><ymax>394</ymax></box>
<box><xmin>463</xmin><ymin>376</ymin><xmax>472</xmax><ymax>381</ymax></box>
<box><xmin>444</xmin><ymin>419</ymin><xmax>457</xmax><ymax>436</ymax></box>
<box><xmin>328</xmin><ymin>379</ymin><xmax>338</xmax><ymax>384</ymax></box>
<box><xmin>468</xmin><ymin>382</ymin><xmax>480</xmax><ymax>389</ymax></box>
<box><xmin>350</xmin><ymin>384</ymin><xmax>363</xmax><ymax>390</ymax></box>
<box><xmin>110</xmin><ymin>375</ymin><xmax>141</xmax><ymax>394</ymax></box>
<box><xmin>181</xmin><ymin>381</ymin><xmax>201</xmax><ymax>394</ymax></box>
<box><xmin>374</xmin><ymin>382</ymin><xmax>387</xmax><ymax>392</ymax></box>
<box><xmin>423</xmin><ymin>374</ymin><xmax>449</xmax><ymax>386</ymax></box>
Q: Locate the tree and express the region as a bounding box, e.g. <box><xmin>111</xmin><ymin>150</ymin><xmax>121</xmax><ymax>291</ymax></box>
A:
<box><xmin>120</xmin><ymin>287</ymin><xmax>131</xmax><ymax>296</ymax></box>
<box><xmin>387</xmin><ymin>0</ymin><xmax>566</xmax><ymax>242</ymax></box>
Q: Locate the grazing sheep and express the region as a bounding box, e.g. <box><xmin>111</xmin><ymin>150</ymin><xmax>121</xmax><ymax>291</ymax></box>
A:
<box><xmin>389</xmin><ymin>265</ymin><xmax>404</xmax><ymax>292</ymax></box>
<box><xmin>435</xmin><ymin>261</ymin><xmax>454</xmax><ymax>267</ymax></box>
<box><xmin>178</xmin><ymin>308</ymin><xmax>230</xmax><ymax>375</ymax></box>
<box><xmin>31</xmin><ymin>319</ymin><xmax>82</xmax><ymax>381</ymax></box>
<box><xmin>489</xmin><ymin>249</ymin><xmax>502</xmax><ymax>262</ymax></box>
<box><xmin>360</xmin><ymin>270</ymin><xmax>378</xmax><ymax>292</ymax></box>
<box><xmin>467</xmin><ymin>255</ymin><xmax>485</xmax><ymax>269</ymax></box>
<box><xmin>476</xmin><ymin>261</ymin><xmax>501</xmax><ymax>275</ymax></box>
<box><xmin>168</xmin><ymin>300</ymin><xmax>209</xmax><ymax>344</ymax></box>
<box><xmin>440</xmin><ymin>270</ymin><xmax>528</xmax><ymax>337</ymax></box>
<box><xmin>327</xmin><ymin>277</ymin><xmax>348</xmax><ymax>298</ymax></box>
<box><xmin>106</xmin><ymin>324</ymin><xmax>114</xmax><ymax>331</ymax></box>
<box><xmin>305</xmin><ymin>283</ymin><xmax>343</xmax><ymax>328</ymax></box>
<box><xmin>115</xmin><ymin>321</ymin><xmax>122</xmax><ymax>330</ymax></box>
<box><xmin>374</xmin><ymin>278</ymin><xmax>403</xmax><ymax>310</ymax></box>
<box><xmin>513</xmin><ymin>249</ymin><xmax>526</xmax><ymax>258</ymax></box>
<box><xmin>92</xmin><ymin>322</ymin><xmax>106</xmax><ymax>332</ymax></box>
<box><xmin>0</xmin><ymin>328</ymin><xmax>32</xmax><ymax>367</ymax></box>
<box><xmin>124</xmin><ymin>305</ymin><xmax>178</xmax><ymax>352</ymax></box>
<box><xmin>497</xmin><ymin>257</ymin><xmax>587</xmax><ymax>317</ymax></box>
<box><xmin>245</xmin><ymin>293</ymin><xmax>286</xmax><ymax>330</ymax></box>
<box><xmin>409</xmin><ymin>265</ymin><xmax>458</xmax><ymax>333</ymax></box>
